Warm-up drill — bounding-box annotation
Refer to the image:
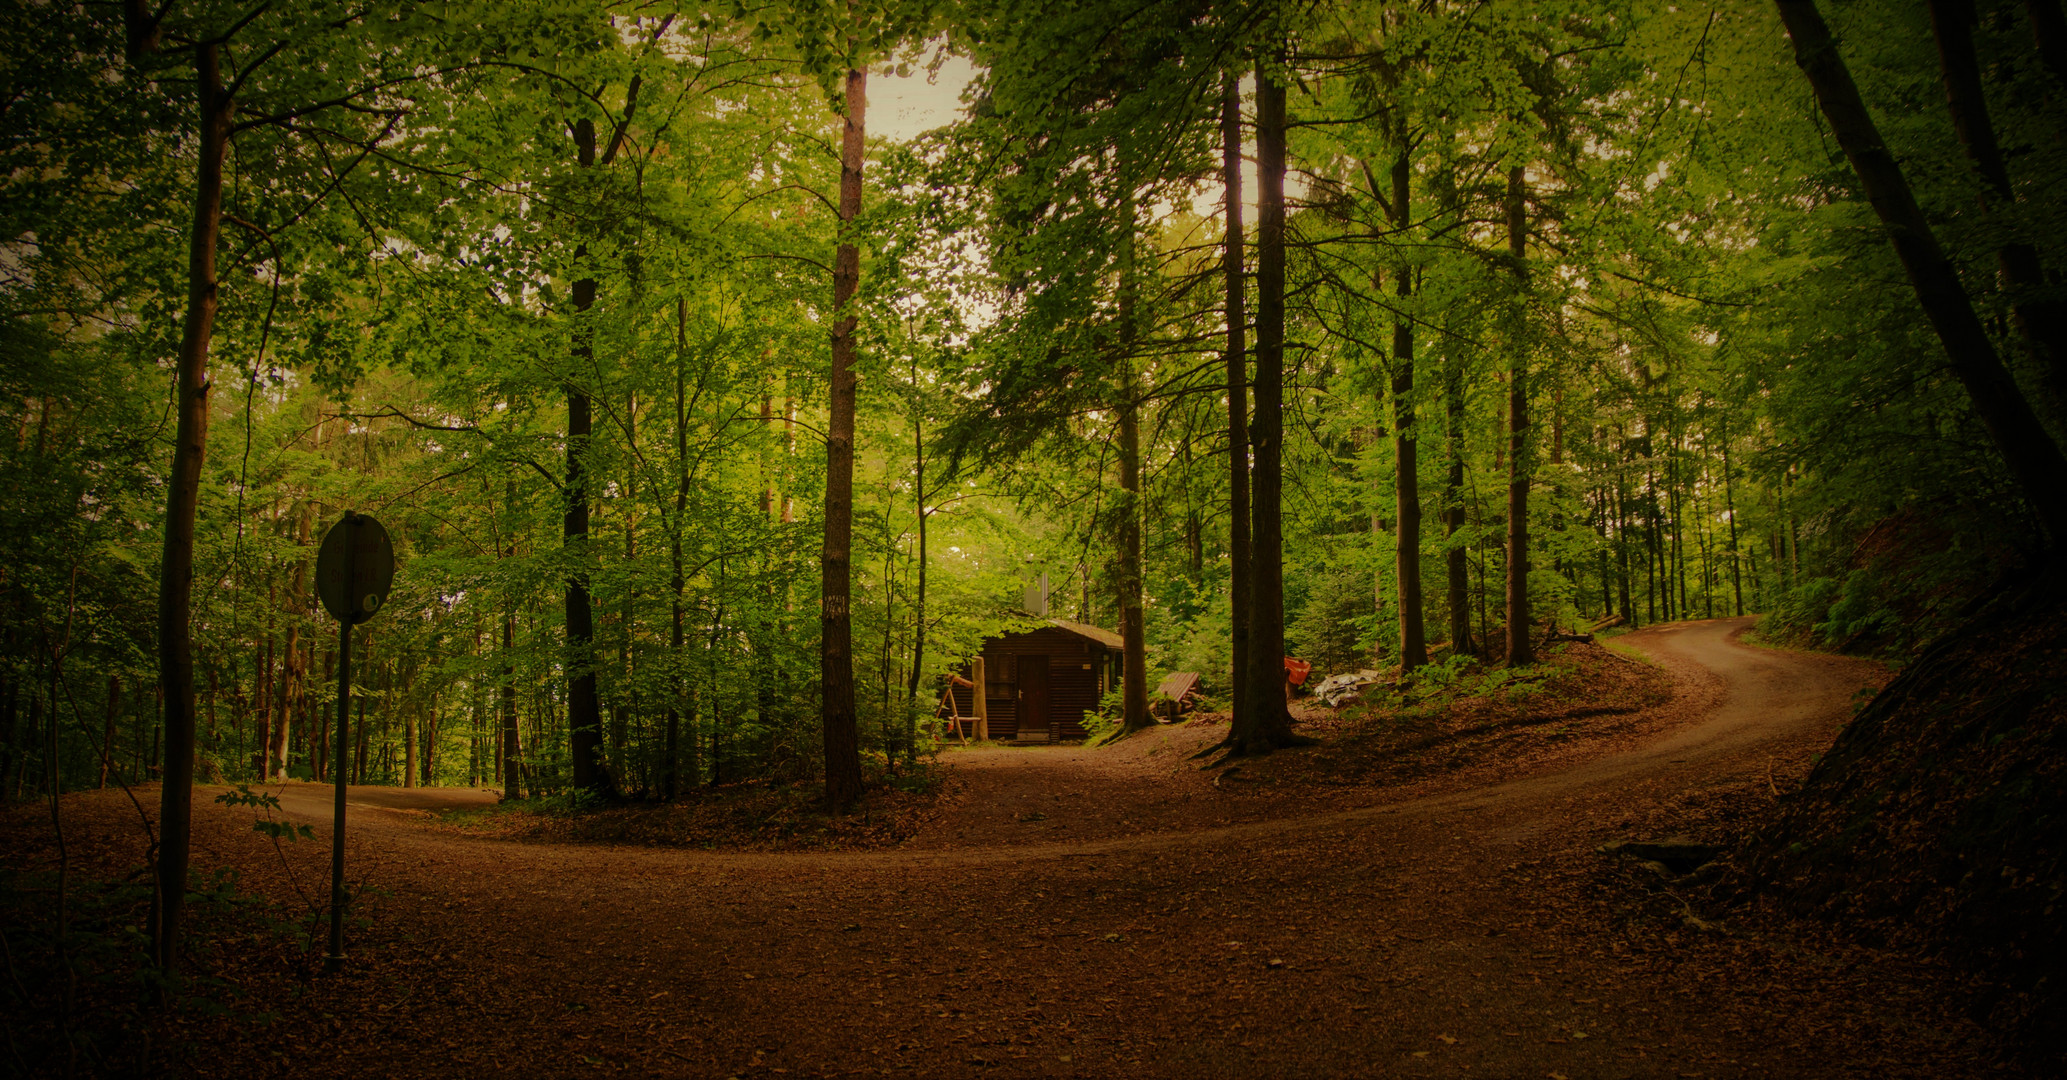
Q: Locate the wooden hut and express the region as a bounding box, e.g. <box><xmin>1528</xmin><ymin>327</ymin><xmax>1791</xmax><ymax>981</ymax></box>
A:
<box><xmin>940</xmin><ymin>619</ymin><xmax>1124</xmax><ymax>742</ymax></box>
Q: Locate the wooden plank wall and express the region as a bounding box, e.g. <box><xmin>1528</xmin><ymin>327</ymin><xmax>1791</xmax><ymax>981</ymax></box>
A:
<box><xmin>977</xmin><ymin>627</ymin><xmax>1114</xmax><ymax>741</ymax></box>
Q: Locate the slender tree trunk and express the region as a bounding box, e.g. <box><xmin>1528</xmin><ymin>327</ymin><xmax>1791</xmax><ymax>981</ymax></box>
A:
<box><xmin>316</xmin><ymin>654</ymin><xmax>331</xmax><ymax>783</ymax></box>
<box><xmin>423</xmin><ymin>691</ymin><xmax>438</xmax><ymax>786</ymax></box>
<box><xmin>760</xmin><ymin>391</ymin><xmax>775</xmax><ymax>517</ymax></box>
<box><xmin>821</xmin><ymin>68</ymin><xmax>868</xmax><ymax>809</ymax></box>
<box><xmin>1444</xmin><ymin>351</ymin><xmax>1473</xmax><ymax>656</ymax></box>
<box><xmin>6</xmin><ymin>671</ymin><xmax>24</xmax><ymax>802</ymax></box>
<box><xmin>403</xmin><ymin>664</ymin><xmax>417</xmax><ymax>789</ymax></box>
<box><xmin>153</xmin><ymin>42</ymin><xmax>229</xmax><ymax>983</ymax></box>
<box><xmin>1116</xmin><ymin>368</ymin><xmax>1149</xmax><ymax>733</ymax></box>
<box><xmin>1695</xmin><ymin>467</ymin><xmax>1716</xmax><ymax>619</ymax></box>
<box><xmin>565</xmin><ymin>118</ymin><xmax>608</xmax><ymax>799</ymax></box>
<box><xmin>1504</xmin><ymin>166</ymin><xmax>1532</xmax><ymax>666</ymax></box>
<box><xmin>2032</xmin><ymin>0</ymin><xmax>2067</xmax><ymax>83</ymax></box>
<box><xmin>1670</xmin><ymin>418</ymin><xmax>1689</xmax><ymax>617</ymax></box>
<box><xmin>1236</xmin><ymin>64</ymin><xmax>1298</xmax><ymax>753</ymax></box>
<box><xmin>270</xmin><ymin>509</ymin><xmax>311</xmax><ymax>781</ymax></box>
<box><xmin>100</xmin><ymin>675</ymin><xmax>120</xmax><ymax>789</ymax></box>
<box><xmin>1648</xmin><ymin>465</ymin><xmax>1666</xmax><ymax>622</ymax></box>
<box><xmin>667</xmin><ymin>299</ymin><xmax>689</xmax><ymax>800</ymax></box>
<box><xmin>1929</xmin><ymin>0</ymin><xmax>2067</xmax><ymax>418</ymax></box>
<box><xmin>254</xmin><ymin>588</ymin><xmax>273</xmax><ymax>775</ymax></box>
<box><xmin>501</xmin><ymin>488</ymin><xmax>521</xmax><ymax>801</ymax></box>
<box><xmin>1391</xmin><ymin>149</ymin><xmax>1427</xmax><ymax>670</ymax></box>
<box><xmin>1616</xmin><ymin>446</ymin><xmax>1635</xmax><ymax>626</ymax></box>
<box><xmin>1222</xmin><ymin>73</ymin><xmax>1252</xmax><ymax>736</ymax></box>
<box><xmin>269</xmin><ymin>640</ymin><xmax>298</xmax><ymax>781</ymax></box>
<box><xmin>782</xmin><ymin>388</ymin><xmax>796</xmax><ymax>524</ymax></box>
<box><xmin>1113</xmin><ymin>164</ymin><xmax>1151</xmax><ymax>736</ymax></box>
<box><xmin>615</xmin><ymin>392</ymin><xmax>637</xmax><ymax>785</ymax></box>
<box><xmin>1722</xmin><ymin>416</ymin><xmax>1744</xmax><ymax>615</ymax></box>
<box><xmin>905</xmin><ymin>388</ymin><xmax>929</xmax><ymax>743</ymax></box>
<box><xmin>1778</xmin><ymin>0</ymin><xmax>2067</xmax><ymax>546</ymax></box>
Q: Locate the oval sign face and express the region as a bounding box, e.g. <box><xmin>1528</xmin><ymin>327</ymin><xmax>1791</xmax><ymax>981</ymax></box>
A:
<box><xmin>315</xmin><ymin>513</ymin><xmax>396</xmax><ymax>625</ymax></box>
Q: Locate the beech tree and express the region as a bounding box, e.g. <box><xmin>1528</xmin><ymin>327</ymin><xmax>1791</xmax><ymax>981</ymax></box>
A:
<box><xmin>9</xmin><ymin>3</ymin><xmax>2065</xmax><ymax>923</ymax></box>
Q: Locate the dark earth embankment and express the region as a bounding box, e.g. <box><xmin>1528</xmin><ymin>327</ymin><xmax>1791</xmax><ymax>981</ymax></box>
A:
<box><xmin>1732</xmin><ymin>585</ymin><xmax>2067</xmax><ymax>1067</ymax></box>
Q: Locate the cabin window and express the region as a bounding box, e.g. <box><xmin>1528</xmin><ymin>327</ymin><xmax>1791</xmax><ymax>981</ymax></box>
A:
<box><xmin>993</xmin><ymin>653</ymin><xmax>1015</xmax><ymax>682</ymax></box>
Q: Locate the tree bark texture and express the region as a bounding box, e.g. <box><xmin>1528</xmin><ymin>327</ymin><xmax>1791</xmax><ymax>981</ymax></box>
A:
<box><xmin>1505</xmin><ymin>166</ymin><xmax>1533</xmax><ymax>666</ymax></box>
<box><xmin>500</xmin><ymin>478</ymin><xmax>522</xmax><ymax>800</ymax></box>
<box><xmin>1237</xmin><ymin>66</ymin><xmax>1298</xmax><ymax>752</ymax></box>
<box><xmin>1390</xmin><ymin>150</ymin><xmax>1427</xmax><ymax>671</ymax></box>
<box><xmin>1222</xmin><ymin>73</ymin><xmax>1252</xmax><ymax>735</ymax></box>
<box><xmin>668</xmin><ymin>299</ymin><xmax>690</xmax><ymax>800</ymax></box>
<box><xmin>1927</xmin><ymin>0</ymin><xmax>2067</xmax><ymax>419</ymax></box>
<box><xmin>821</xmin><ymin>68</ymin><xmax>867</xmax><ymax>809</ymax></box>
<box><xmin>269</xmin><ymin>507</ymin><xmax>311</xmax><ymax>780</ymax></box>
<box><xmin>566</xmin><ymin>118</ymin><xmax>608</xmax><ymax>799</ymax></box>
<box><xmin>1443</xmin><ymin>354</ymin><xmax>1473</xmax><ymax>656</ymax></box>
<box><xmin>100</xmin><ymin>674</ymin><xmax>120</xmax><ymax>789</ymax></box>
<box><xmin>1114</xmin><ymin>167</ymin><xmax>1150</xmax><ymax>736</ymax></box>
<box><xmin>154</xmin><ymin>41</ymin><xmax>228</xmax><ymax>982</ymax></box>
<box><xmin>1777</xmin><ymin>0</ymin><xmax>2067</xmax><ymax>547</ymax></box>
<box><xmin>1116</xmin><ymin>377</ymin><xmax>1149</xmax><ymax>732</ymax></box>
<box><xmin>906</xmin><ymin>403</ymin><xmax>928</xmax><ymax>748</ymax></box>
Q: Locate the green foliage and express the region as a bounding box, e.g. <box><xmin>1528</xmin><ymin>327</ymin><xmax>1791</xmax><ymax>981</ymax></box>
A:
<box><xmin>3</xmin><ymin>0</ymin><xmax>2059</xmax><ymax>829</ymax></box>
<box><xmin>1414</xmin><ymin>652</ymin><xmax>1482</xmax><ymax>692</ymax></box>
<box><xmin>215</xmin><ymin>785</ymin><xmax>316</xmax><ymax>843</ymax></box>
<box><xmin>1287</xmin><ymin>565</ymin><xmax>1379</xmax><ymax>680</ymax></box>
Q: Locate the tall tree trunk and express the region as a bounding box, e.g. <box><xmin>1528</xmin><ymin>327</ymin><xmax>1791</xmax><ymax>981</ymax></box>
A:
<box><xmin>1113</xmin><ymin>162</ymin><xmax>1151</xmax><ymax>737</ymax></box>
<box><xmin>100</xmin><ymin>674</ymin><xmax>120</xmax><ymax>789</ymax></box>
<box><xmin>1778</xmin><ymin>0</ymin><xmax>2067</xmax><ymax>547</ymax></box>
<box><xmin>422</xmin><ymin>691</ymin><xmax>438</xmax><ymax>787</ymax></box>
<box><xmin>1443</xmin><ymin>353</ymin><xmax>1473</xmax><ymax>655</ymax></box>
<box><xmin>254</xmin><ymin>588</ymin><xmax>273</xmax><ymax>775</ymax></box>
<box><xmin>782</xmin><ymin>387</ymin><xmax>797</xmax><ymax>524</ymax></box>
<box><xmin>905</xmin><ymin>384</ymin><xmax>929</xmax><ymax>745</ymax></box>
<box><xmin>153</xmin><ymin>41</ymin><xmax>229</xmax><ymax>983</ymax></box>
<box><xmin>821</xmin><ymin>68</ymin><xmax>868</xmax><ymax>809</ymax></box>
<box><xmin>1222</xmin><ymin>73</ymin><xmax>1252</xmax><ymax>734</ymax></box>
<box><xmin>2032</xmin><ymin>0</ymin><xmax>2067</xmax><ymax>83</ymax></box>
<box><xmin>1116</xmin><ymin>368</ymin><xmax>1149</xmax><ymax>733</ymax></box>
<box><xmin>1391</xmin><ymin>149</ymin><xmax>1427</xmax><ymax>670</ymax></box>
<box><xmin>270</xmin><ymin>507</ymin><xmax>312</xmax><ymax>780</ymax></box>
<box><xmin>403</xmin><ymin>664</ymin><xmax>417</xmax><ymax>789</ymax></box>
<box><xmin>1929</xmin><ymin>0</ymin><xmax>2067</xmax><ymax>419</ymax></box>
<box><xmin>566</xmin><ymin>118</ymin><xmax>607</xmax><ymax>799</ymax></box>
<box><xmin>667</xmin><ymin>299</ymin><xmax>689</xmax><ymax>800</ymax></box>
<box><xmin>501</xmin><ymin>484</ymin><xmax>521</xmax><ymax>801</ymax></box>
<box><xmin>1722</xmin><ymin>417</ymin><xmax>1744</xmax><ymax>615</ymax></box>
<box><xmin>615</xmin><ymin>392</ymin><xmax>637</xmax><ymax>784</ymax></box>
<box><xmin>1236</xmin><ymin>64</ymin><xmax>1298</xmax><ymax>753</ymax></box>
<box><xmin>1504</xmin><ymin>166</ymin><xmax>1533</xmax><ymax>665</ymax></box>
<box><xmin>315</xmin><ymin>654</ymin><xmax>330</xmax><ymax>783</ymax></box>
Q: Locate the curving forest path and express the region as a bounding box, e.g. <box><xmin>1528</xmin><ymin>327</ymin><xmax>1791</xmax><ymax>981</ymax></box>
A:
<box><xmin>28</xmin><ymin>619</ymin><xmax>2007</xmax><ymax>1077</ymax></box>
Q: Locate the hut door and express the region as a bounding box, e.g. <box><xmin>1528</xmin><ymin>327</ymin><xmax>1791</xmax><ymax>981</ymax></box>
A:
<box><xmin>1018</xmin><ymin>655</ymin><xmax>1051</xmax><ymax>738</ymax></box>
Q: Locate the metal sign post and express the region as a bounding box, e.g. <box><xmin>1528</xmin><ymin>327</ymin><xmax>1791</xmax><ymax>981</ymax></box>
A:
<box><xmin>314</xmin><ymin>511</ymin><xmax>394</xmax><ymax>974</ymax></box>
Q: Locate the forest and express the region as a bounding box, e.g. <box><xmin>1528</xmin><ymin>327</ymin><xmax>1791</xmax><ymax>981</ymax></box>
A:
<box><xmin>4</xmin><ymin>0</ymin><xmax>2066</xmax><ymax>1075</ymax></box>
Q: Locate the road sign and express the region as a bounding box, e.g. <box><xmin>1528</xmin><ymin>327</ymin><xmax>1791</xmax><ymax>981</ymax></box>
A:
<box><xmin>316</xmin><ymin>513</ymin><xmax>395</xmax><ymax>624</ymax></box>
<box><xmin>317</xmin><ymin>511</ymin><xmax>393</xmax><ymax>974</ymax></box>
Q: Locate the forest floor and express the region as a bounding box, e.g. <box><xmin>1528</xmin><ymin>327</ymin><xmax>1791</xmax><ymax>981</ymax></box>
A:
<box><xmin>2</xmin><ymin>617</ymin><xmax>2030</xmax><ymax>1078</ymax></box>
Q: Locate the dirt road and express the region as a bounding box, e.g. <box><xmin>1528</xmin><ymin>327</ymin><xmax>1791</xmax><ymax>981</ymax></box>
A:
<box><xmin>53</xmin><ymin>619</ymin><xmax>2000</xmax><ymax>1077</ymax></box>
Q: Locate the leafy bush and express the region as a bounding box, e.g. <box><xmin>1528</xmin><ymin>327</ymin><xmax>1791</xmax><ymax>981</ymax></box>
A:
<box><xmin>1288</xmin><ymin>564</ymin><xmax>1379</xmax><ymax>677</ymax></box>
<box><xmin>1413</xmin><ymin>652</ymin><xmax>1481</xmax><ymax>690</ymax></box>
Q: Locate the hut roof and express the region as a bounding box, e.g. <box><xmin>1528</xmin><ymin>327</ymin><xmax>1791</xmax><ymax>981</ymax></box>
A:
<box><xmin>1044</xmin><ymin>618</ymin><xmax>1124</xmax><ymax>651</ymax></box>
